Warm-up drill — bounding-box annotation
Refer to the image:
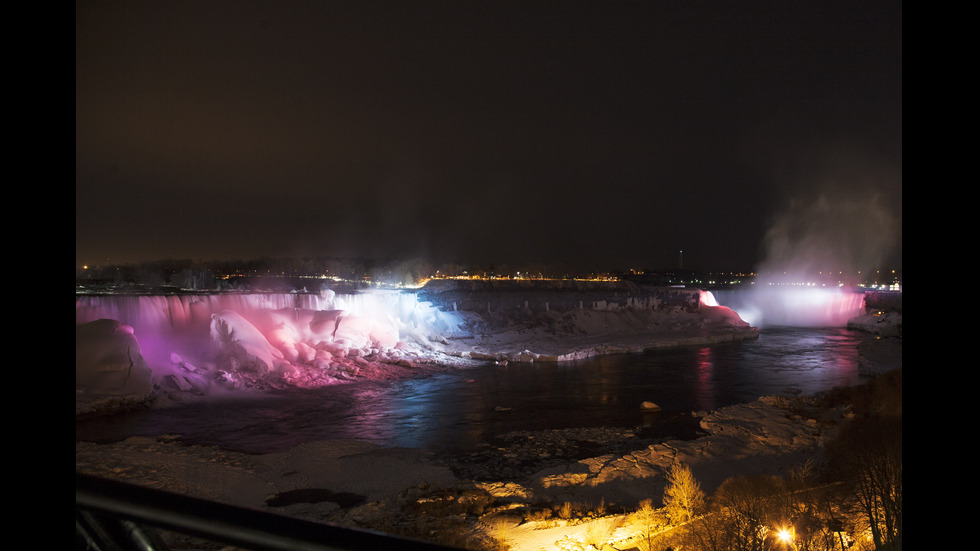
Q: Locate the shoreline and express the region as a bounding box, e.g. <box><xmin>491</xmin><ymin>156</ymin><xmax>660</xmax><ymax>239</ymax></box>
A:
<box><xmin>464</xmin><ymin>324</ymin><xmax>760</xmax><ymax>363</ymax></box>
<box><xmin>75</xmin><ymin>383</ymin><xmax>872</xmax><ymax>551</ymax></box>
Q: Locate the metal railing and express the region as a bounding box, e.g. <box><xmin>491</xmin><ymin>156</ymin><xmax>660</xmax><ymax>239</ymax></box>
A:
<box><xmin>76</xmin><ymin>473</ymin><xmax>462</xmax><ymax>551</ymax></box>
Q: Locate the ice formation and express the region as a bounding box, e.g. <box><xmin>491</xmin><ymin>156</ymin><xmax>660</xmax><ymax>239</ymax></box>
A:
<box><xmin>75</xmin><ymin>289</ymin><xmax>473</xmax><ymax>408</ymax></box>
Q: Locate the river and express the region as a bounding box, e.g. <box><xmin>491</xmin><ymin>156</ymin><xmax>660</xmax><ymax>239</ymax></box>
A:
<box><xmin>75</xmin><ymin>326</ymin><xmax>897</xmax><ymax>455</ymax></box>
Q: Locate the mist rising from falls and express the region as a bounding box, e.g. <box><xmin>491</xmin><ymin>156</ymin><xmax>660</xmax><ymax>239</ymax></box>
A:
<box><xmin>720</xmin><ymin>181</ymin><xmax>896</xmax><ymax>328</ymax></box>
<box><xmin>757</xmin><ymin>190</ymin><xmax>897</xmax><ymax>285</ymax></box>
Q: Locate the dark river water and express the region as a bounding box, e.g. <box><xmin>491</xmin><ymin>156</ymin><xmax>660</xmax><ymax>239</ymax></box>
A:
<box><xmin>75</xmin><ymin>327</ymin><xmax>896</xmax><ymax>455</ymax></box>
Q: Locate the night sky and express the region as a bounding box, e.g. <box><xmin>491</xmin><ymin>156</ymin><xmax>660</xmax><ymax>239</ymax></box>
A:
<box><xmin>76</xmin><ymin>1</ymin><xmax>902</xmax><ymax>273</ymax></box>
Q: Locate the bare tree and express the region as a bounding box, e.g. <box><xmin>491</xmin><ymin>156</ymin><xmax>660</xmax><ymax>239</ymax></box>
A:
<box><xmin>711</xmin><ymin>474</ymin><xmax>784</xmax><ymax>551</ymax></box>
<box><xmin>663</xmin><ymin>462</ymin><xmax>706</xmax><ymax>525</ymax></box>
<box><xmin>629</xmin><ymin>498</ymin><xmax>668</xmax><ymax>551</ymax></box>
<box><xmin>828</xmin><ymin>414</ymin><xmax>902</xmax><ymax>549</ymax></box>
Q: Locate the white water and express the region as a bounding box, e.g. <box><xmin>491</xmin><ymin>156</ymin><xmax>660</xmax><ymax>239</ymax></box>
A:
<box><xmin>712</xmin><ymin>286</ymin><xmax>865</xmax><ymax>328</ymax></box>
<box><xmin>75</xmin><ymin>290</ymin><xmax>465</xmax><ymax>340</ymax></box>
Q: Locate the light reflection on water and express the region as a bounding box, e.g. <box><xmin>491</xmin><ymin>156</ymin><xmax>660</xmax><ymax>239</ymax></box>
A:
<box><xmin>76</xmin><ymin>327</ymin><xmax>884</xmax><ymax>454</ymax></box>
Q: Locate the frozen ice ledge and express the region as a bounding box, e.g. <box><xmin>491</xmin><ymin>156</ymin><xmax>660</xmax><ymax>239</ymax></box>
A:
<box><xmin>415</xmin><ymin>279</ymin><xmax>759</xmax><ymax>362</ymax></box>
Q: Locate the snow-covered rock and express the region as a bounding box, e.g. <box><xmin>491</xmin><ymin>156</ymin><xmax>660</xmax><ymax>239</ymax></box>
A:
<box><xmin>76</xmin><ymin>319</ymin><xmax>154</xmax><ymax>414</ymax></box>
<box><xmin>210</xmin><ymin>310</ymin><xmax>287</xmax><ymax>375</ymax></box>
<box><xmin>334</xmin><ymin>313</ymin><xmax>399</xmax><ymax>349</ymax></box>
<box><xmin>847</xmin><ymin>311</ymin><xmax>902</xmax><ymax>337</ymax></box>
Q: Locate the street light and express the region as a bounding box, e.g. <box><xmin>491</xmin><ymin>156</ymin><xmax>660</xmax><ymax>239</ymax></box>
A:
<box><xmin>775</xmin><ymin>526</ymin><xmax>795</xmax><ymax>549</ymax></box>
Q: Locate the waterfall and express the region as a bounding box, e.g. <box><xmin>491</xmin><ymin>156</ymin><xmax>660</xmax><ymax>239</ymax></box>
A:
<box><xmin>75</xmin><ymin>290</ymin><xmax>464</xmax><ymax>354</ymax></box>
<box><xmin>76</xmin><ymin>290</ymin><xmax>457</xmax><ymax>384</ymax></box>
<box><xmin>699</xmin><ymin>290</ymin><xmax>720</xmax><ymax>307</ymax></box>
<box><xmin>75</xmin><ymin>294</ymin><xmax>330</xmax><ymax>336</ymax></box>
<box><xmin>712</xmin><ymin>287</ymin><xmax>866</xmax><ymax>328</ymax></box>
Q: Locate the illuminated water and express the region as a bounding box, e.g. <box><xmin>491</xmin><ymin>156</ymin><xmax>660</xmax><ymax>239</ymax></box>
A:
<box><xmin>75</xmin><ymin>327</ymin><xmax>894</xmax><ymax>454</ymax></box>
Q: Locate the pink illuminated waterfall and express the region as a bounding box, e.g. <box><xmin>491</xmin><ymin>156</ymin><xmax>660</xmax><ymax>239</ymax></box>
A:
<box><xmin>75</xmin><ymin>290</ymin><xmax>461</xmax><ymax>366</ymax></box>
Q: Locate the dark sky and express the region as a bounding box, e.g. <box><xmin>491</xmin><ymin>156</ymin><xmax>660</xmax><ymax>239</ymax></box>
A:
<box><xmin>76</xmin><ymin>1</ymin><xmax>902</xmax><ymax>273</ymax></box>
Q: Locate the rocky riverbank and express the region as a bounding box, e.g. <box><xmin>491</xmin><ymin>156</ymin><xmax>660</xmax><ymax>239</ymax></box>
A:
<box><xmin>75</xmin><ymin>383</ymin><xmax>865</xmax><ymax>550</ymax></box>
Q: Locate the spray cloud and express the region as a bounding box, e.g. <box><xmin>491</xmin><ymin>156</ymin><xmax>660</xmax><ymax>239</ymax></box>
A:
<box><xmin>756</xmin><ymin>187</ymin><xmax>898</xmax><ymax>286</ymax></box>
<box><xmin>722</xmin><ymin>148</ymin><xmax>901</xmax><ymax>327</ymax></box>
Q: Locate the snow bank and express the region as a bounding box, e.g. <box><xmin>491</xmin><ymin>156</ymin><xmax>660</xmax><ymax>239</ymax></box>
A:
<box><xmin>76</xmin><ymin>319</ymin><xmax>154</xmax><ymax>414</ymax></box>
<box><xmin>209</xmin><ymin>310</ymin><xmax>288</xmax><ymax>375</ymax></box>
<box><xmin>846</xmin><ymin>311</ymin><xmax>902</xmax><ymax>337</ymax></box>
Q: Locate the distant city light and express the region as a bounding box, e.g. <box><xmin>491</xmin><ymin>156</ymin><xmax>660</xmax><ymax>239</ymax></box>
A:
<box><xmin>76</xmin><ymin>257</ymin><xmax>901</xmax><ymax>294</ymax></box>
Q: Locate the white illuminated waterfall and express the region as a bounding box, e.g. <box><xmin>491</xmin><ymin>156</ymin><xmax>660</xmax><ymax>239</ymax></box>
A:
<box><xmin>712</xmin><ymin>286</ymin><xmax>865</xmax><ymax>328</ymax></box>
